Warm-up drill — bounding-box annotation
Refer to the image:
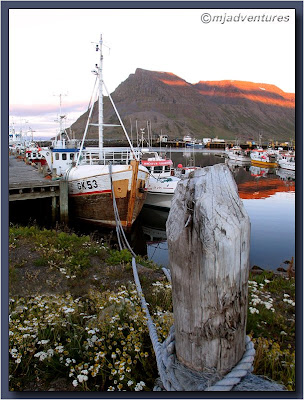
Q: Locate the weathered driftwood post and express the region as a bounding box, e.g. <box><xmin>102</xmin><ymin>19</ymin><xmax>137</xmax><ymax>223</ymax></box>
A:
<box><xmin>167</xmin><ymin>164</ymin><xmax>250</xmax><ymax>376</ymax></box>
<box><xmin>59</xmin><ymin>180</ymin><xmax>69</xmax><ymax>224</ymax></box>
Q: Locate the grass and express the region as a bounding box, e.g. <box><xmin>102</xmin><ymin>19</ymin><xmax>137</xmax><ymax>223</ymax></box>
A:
<box><xmin>8</xmin><ymin>225</ymin><xmax>296</xmax><ymax>391</ymax></box>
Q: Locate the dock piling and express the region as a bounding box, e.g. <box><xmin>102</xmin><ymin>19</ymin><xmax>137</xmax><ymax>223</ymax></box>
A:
<box><xmin>59</xmin><ymin>180</ymin><xmax>69</xmax><ymax>224</ymax></box>
<box><xmin>167</xmin><ymin>164</ymin><xmax>251</xmax><ymax>375</ymax></box>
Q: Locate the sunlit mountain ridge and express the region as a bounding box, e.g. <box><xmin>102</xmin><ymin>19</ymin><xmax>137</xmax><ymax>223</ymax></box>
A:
<box><xmin>70</xmin><ymin>68</ymin><xmax>295</xmax><ymax>141</ymax></box>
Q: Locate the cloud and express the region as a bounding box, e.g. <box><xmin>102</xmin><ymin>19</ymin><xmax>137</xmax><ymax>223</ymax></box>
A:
<box><xmin>9</xmin><ymin>101</ymin><xmax>88</xmax><ymax>138</ymax></box>
<box><xmin>9</xmin><ymin>101</ymin><xmax>88</xmax><ymax>117</ymax></box>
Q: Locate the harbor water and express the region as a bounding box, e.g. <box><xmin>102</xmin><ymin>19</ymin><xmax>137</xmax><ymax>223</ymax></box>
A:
<box><xmin>9</xmin><ymin>148</ymin><xmax>295</xmax><ymax>271</ymax></box>
<box><xmin>134</xmin><ymin>148</ymin><xmax>295</xmax><ymax>271</ymax></box>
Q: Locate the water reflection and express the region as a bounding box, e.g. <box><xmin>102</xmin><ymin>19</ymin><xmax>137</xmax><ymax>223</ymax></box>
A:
<box><xmin>136</xmin><ymin>154</ymin><xmax>295</xmax><ymax>271</ymax></box>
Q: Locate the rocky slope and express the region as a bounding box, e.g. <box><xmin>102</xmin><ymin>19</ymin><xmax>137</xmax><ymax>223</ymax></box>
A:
<box><xmin>70</xmin><ymin>68</ymin><xmax>295</xmax><ymax>142</ymax></box>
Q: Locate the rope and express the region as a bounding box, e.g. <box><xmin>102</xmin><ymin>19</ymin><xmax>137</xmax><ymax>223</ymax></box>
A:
<box><xmin>108</xmin><ymin>164</ymin><xmax>255</xmax><ymax>391</ymax></box>
<box><xmin>109</xmin><ymin>163</ymin><xmax>136</xmax><ymax>257</ymax></box>
<box><xmin>153</xmin><ymin>328</ymin><xmax>255</xmax><ymax>391</ymax></box>
<box><xmin>161</xmin><ymin>267</ymin><xmax>171</xmax><ymax>283</ymax></box>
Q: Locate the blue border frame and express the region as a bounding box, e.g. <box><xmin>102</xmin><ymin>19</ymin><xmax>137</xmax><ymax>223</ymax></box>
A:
<box><xmin>2</xmin><ymin>1</ymin><xmax>303</xmax><ymax>399</ymax></box>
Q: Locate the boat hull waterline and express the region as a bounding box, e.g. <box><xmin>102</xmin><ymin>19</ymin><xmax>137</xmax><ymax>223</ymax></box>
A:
<box><xmin>251</xmin><ymin>160</ymin><xmax>278</xmax><ymax>168</ymax></box>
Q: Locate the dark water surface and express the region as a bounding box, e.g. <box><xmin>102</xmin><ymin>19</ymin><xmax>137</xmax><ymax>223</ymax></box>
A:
<box><xmin>134</xmin><ymin>149</ymin><xmax>295</xmax><ymax>271</ymax></box>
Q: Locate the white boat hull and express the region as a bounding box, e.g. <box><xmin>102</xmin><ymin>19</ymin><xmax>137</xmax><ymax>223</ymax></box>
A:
<box><xmin>228</xmin><ymin>153</ymin><xmax>250</xmax><ymax>162</ymax></box>
<box><xmin>145</xmin><ymin>192</ymin><xmax>175</xmax><ymax>209</ymax></box>
<box><xmin>67</xmin><ymin>163</ymin><xmax>148</xmax><ymax>228</ymax></box>
<box><xmin>278</xmin><ymin>160</ymin><xmax>295</xmax><ymax>171</ymax></box>
<box><xmin>145</xmin><ymin>176</ymin><xmax>180</xmax><ymax>209</ymax></box>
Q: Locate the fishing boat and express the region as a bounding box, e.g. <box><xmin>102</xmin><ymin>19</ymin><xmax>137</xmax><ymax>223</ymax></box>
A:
<box><xmin>250</xmin><ymin>148</ymin><xmax>278</xmax><ymax>167</ymax></box>
<box><xmin>185</xmin><ymin>140</ymin><xmax>204</xmax><ymax>149</ymax></box>
<box><xmin>39</xmin><ymin>95</ymin><xmax>83</xmax><ymax>176</ymax></box>
<box><xmin>226</xmin><ymin>145</ymin><xmax>251</xmax><ymax>162</ymax></box>
<box><xmin>278</xmin><ymin>153</ymin><xmax>295</xmax><ymax>171</ymax></box>
<box><xmin>276</xmin><ymin>168</ymin><xmax>295</xmax><ymax>181</ymax></box>
<box><xmin>65</xmin><ymin>35</ymin><xmax>149</xmax><ymax>229</ymax></box>
<box><xmin>25</xmin><ymin>144</ymin><xmax>48</xmax><ymax>165</ymax></box>
<box><xmin>141</xmin><ymin>150</ymin><xmax>180</xmax><ymax>209</ymax></box>
<box><xmin>9</xmin><ymin>126</ymin><xmax>27</xmax><ymax>154</ymax></box>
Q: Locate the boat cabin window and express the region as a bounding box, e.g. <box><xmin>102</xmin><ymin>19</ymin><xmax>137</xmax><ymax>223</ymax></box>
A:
<box><xmin>70</xmin><ymin>153</ymin><xmax>74</xmax><ymax>160</ymax></box>
<box><xmin>55</xmin><ymin>153</ymin><xmax>59</xmax><ymax>160</ymax></box>
<box><xmin>154</xmin><ymin>166</ymin><xmax>163</xmax><ymax>173</ymax></box>
<box><xmin>62</xmin><ymin>153</ymin><xmax>67</xmax><ymax>161</ymax></box>
<box><xmin>164</xmin><ymin>166</ymin><xmax>171</xmax><ymax>172</ymax></box>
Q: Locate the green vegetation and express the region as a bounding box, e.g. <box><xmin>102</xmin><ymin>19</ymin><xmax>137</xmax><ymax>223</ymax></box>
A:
<box><xmin>8</xmin><ymin>225</ymin><xmax>295</xmax><ymax>391</ymax></box>
<box><xmin>247</xmin><ymin>272</ymin><xmax>295</xmax><ymax>391</ymax></box>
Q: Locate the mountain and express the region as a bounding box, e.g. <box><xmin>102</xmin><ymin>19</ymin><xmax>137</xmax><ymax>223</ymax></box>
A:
<box><xmin>70</xmin><ymin>68</ymin><xmax>295</xmax><ymax>142</ymax></box>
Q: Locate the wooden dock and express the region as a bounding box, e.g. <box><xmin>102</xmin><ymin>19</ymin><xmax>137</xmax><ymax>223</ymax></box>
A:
<box><xmin>9</xmin><ymin>156</ymin><xmax>68</xmax><ymax>223</ymax></box>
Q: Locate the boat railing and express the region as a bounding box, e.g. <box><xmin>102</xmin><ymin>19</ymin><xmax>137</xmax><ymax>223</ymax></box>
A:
<box><xmin>78</xmin><ymin>148</ymin><xmax>141</xmax><ymax>165</ymax></box>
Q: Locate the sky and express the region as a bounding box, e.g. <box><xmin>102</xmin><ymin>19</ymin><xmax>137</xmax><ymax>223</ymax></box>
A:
<box><xmin>8</xmin><ymin>7</ymin><xmax>295</xmax><ymax>138</ymax></box>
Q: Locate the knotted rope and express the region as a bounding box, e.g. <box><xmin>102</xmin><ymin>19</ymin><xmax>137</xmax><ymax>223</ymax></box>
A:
<box><xmin>154</xmin><ymin>326</ymin><xmax>255</xmax><ymax>391</ymax></box>
<box><xmin>109</xmin><ymin>165</ymin><xmax>255</xmax><ymax>391</ymax></box>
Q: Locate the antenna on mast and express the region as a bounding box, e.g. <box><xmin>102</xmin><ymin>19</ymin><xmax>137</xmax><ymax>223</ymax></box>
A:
<box><xmin>53</xmin><ymin>93</ymin><xmax>68</xmax><ymax>140</ymax></box>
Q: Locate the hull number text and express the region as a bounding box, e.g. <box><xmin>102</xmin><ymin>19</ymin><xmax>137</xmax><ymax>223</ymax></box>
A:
<box><xmin>77</xmin><ymin>179</ymin><xmax>98</xmax><ymax>190</ymax></box>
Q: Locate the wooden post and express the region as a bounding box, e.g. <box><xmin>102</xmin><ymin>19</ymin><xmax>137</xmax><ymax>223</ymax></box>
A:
<box><xmin>166</xmin><ymin>164</ymin><xmax>250</xmax><ymax>375</ymax></box>
<box><xmin>52</xmin><ymin>196</ymin><xmax>57</xmax><ymax>223</ymax></box>
<box><xmin>126</xmin><ymin>160</ymin><xmax>139</xmax><ymax>228</ymax></box>
<box><xmin>52</xmin><ymin>168</ymin><xmax>57</xmax><ymax>180</ymax></box>
<box><xmin>59</xmin><ymin>180</ymin><xmax>69</xmax><ymax>224</ymax></box>
<box><xmin>42</xmin><ymin>165</ymin><xmax>48</xmax><ymax>177</ymax></box>
<box><xmin>37</xmin><ymin>162</ymin><xmax>42</xmax><ymax>172</ymax></box>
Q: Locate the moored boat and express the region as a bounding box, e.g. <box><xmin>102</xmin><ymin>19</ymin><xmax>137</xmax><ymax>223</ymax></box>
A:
<box><xmin>25</xmin><ymin>143</ymin><xmax>48</xmax><ymax>165</ymax></box>
<box><xmin>66</xmin><ymin>35</ymin><xmax>149</xmax><ymax>229</ymax></box>
<box><xmin>226</xmin><ymin>145</ymin><xmax>251</xmax><ymax>162</ymax></box>
<box><xmin>278</xmin><ymin>153</ymin><xmax>295</xmax><ymax>171</ymax></box>
<box><xmin>140</xmin><ymin>150</ymin><xmax>180</xmax><ymax>209</ymax></box>
<box><xmin>185</xmin><ymin>141</ymin><xmax>204</xmax><ymax>149</ymax></box>
<box><xmin>250</xmin><ymin>148</ymin><xmax>278</xmax><ymax>167</ymax></box>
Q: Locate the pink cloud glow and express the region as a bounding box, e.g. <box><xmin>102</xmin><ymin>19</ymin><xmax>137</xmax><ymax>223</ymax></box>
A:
<box><xmin>9</xmin><ymin>101</ymin><xmax>88</xmax><ymax>117</ymax></box>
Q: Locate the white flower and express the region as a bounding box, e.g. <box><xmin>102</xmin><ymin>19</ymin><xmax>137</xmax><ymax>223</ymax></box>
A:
<box><xmin>34</xmin><ymin>351</ymin><xmax>48</xmax><ymax>361</ymax></box>
<box><xmin>55</xmin><ymin>345</ymin><xmax>64</xmax><ymax>353</ymax></box>
<box><xmin>134</xmin><ymin>381</ymin><xmax>146</xmax><ymax>391</ymax></box>
<box><xmin>127</xmin><ymin>380</ymin><xmax>133</xmax><ymax>386</ymax></box>
<box><xmin>47</xmin><ymin>349</ymin><xmax>54</xmax><ymax>357</ymax></box>
<box><xmin>107</xmin><ymin>386</ymin><xmax>115</xmax><ymax>391</ymax></box>
<box><xmin>77</xmin><ymin>374</ymin><xmax>88</xmax><ymax>383</ymax></box>
<box><xmin>62</xmin><ymin>307</ymin><xmax>75</xmax><ymax>314</ymax></box>
<box><xmin>280</xmin><ymin>331</ymin><xmax>287</xmax><ymax>335</ymax></box>
<box><xmin>72</xmin><ymin>380</ymin><xmax>78</xmax><ymax>387</ymax></box>
<box><xmin>249</xmin><ymin>307</ymin><xmax>259</xmax><ymax>315</ymax></box>
<box><xmin>37</xmin><ymin>339</ymin><xmax>50</xmax><ymax>345</ymax></box>
<box><xmin>264</xmin><ymin>302</ymin><xmax>273</xmax><ymax>310</ymax></box>
<box><xmin>264</xmin><ymin>279</ymin><xmax>270</xmax><ymax>283</ymax></box>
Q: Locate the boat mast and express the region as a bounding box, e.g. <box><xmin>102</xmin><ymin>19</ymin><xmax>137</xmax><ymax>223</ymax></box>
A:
<box><xmin>98</xmin><ymin>34</ymin><xmax>103</xmax><ymax>150</ymax></box>
<box><xmin>54</xmin><ymin>93</ymin><xmax>66</xmax><ymax>141</ymax></box>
